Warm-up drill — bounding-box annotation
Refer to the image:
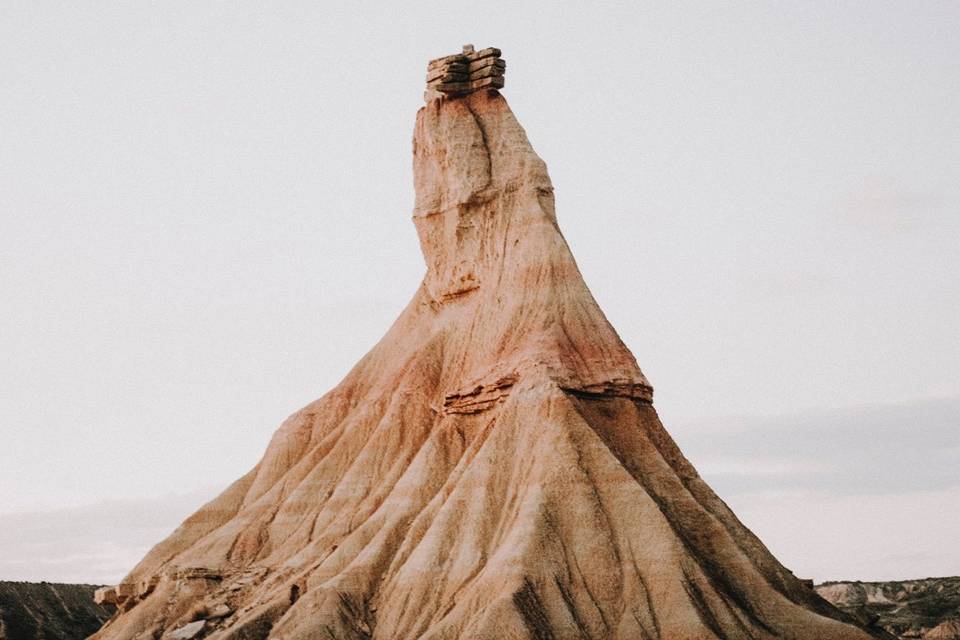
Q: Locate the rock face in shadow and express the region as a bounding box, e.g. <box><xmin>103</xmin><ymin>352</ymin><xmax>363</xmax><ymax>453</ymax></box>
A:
<box><xmin>0</xmin><ymin>581</ymin><xmax>114</xmax><ymax>640</ymax></box>
<box><xmin>91</xmin><ymin>90</ymin><xmax>883</xmax><ymax>640</ymax></box>
<box><xmin>817</xmin><ymin>578</ymin><xmax>960</xmax><ymax>638</ymax></box>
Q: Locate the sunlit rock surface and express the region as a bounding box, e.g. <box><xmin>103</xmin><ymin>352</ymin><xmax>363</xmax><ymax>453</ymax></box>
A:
<box><xmin>92</xmin><ymin>86</ymin><xmax>881</xmax><ymax>640</ymax></box>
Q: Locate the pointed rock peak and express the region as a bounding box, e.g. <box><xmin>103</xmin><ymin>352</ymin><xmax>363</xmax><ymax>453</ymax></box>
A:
<box><xmin>90</xmin><ymin>51</ymin><xmax>882</xmax><ymax>640</ymax></box>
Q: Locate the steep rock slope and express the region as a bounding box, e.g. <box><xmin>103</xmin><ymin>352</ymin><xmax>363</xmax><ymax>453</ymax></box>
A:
<box><xmin>93</xmin><ymin>89</ymin><xmax>880</xmax><ymax>640</ymax></box>
<box><xmin>0</xmin><ymin>582</ymin><xmax>113</xmax><ymax>640</ymax></box>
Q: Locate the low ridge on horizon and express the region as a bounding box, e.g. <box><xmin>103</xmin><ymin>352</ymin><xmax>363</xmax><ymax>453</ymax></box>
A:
<box><xmin>89</xmin><ymin>47</ymin><xmax>887</xmax><ymax>640</ymax></box>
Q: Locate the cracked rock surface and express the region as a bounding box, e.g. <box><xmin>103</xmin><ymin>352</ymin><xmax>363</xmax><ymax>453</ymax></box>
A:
<box><xmin>91</xmin><ymin>90</ymin><xmax>882</xmax><ymax>640</ymax></box>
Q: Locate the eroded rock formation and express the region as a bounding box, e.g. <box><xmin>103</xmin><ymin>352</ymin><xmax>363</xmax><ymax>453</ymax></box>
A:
<box><xmin>0</xmin><ymin>581</ymin><xmax>114</xmax><ymax>640</ymax></box>
<box><xmin>92</xmin><ymin>48</ymin><xmax>883</xmax><ymax>640</ymax></box>
<box><xmin>817</xmin><ymin>578</ymin><xmax>960</xmax><ymax>638</ymax></box>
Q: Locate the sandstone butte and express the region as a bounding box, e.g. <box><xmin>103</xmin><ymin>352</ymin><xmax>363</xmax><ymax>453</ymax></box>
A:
<box><xmin>92</xmin><ymin>51</ymin><xmax>888</xmax><ymax>640</ymax></box>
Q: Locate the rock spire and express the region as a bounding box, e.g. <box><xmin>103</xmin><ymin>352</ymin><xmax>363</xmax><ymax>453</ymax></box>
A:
<box><xmin>91</xmin><ymin>50</ymin><xmax>886</xmax><ymax>640</ymax></box>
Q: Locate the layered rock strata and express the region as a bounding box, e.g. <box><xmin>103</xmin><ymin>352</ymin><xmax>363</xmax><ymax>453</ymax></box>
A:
<box><xmin>425</xmin><ymin>44</ymin><xmax>505</xmax><ymax>101</ymax></box>
<box><xmin>91</xmin><ymin>53</ymin><xmax>883</xmax><ymax>640</ymax></box>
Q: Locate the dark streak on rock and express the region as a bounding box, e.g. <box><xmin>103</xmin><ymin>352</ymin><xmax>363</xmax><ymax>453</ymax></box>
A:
<box><xmin>513</xmin><ymin>578</ymin><xmax>557</xmax><ymax>640</ymax></box>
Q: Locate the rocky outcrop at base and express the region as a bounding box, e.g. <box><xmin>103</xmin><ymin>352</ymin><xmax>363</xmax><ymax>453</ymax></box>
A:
<box><xmin>0</xmin><ymin>581</ymin><xmax>114</xmax><ymax>640</ymax></box>
<box><xmin>925</xmin><ymin>619</ymin><xmax>960</xmax><ymax>640</ymax></box>
<box><xmin>817</xmin><ymin>577</ymin><xmax>960</xmax><ymax>639</ymax></box>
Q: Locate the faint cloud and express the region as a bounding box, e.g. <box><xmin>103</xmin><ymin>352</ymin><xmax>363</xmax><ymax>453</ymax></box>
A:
<box><xmin>747</xmin><ymin>270</ymin><xmax>835</xmax><ymax>305</ymax></box>
<box><xmin>675</xmin><ymin>396</ymin><xmax>960</xmax><ymax>495</ymax></box>
<box><xmin>727</xmin><ymin>487</ymin><xmax>960</xmax><ymax>581</ymax></box>
<box><xmin>0</xmin><ymin>487</ymin><xmax>221</xmax><ymax>584</ymax></box>
<box><xmin>696</xmin><ymin>454</ymin><xmax>834</xmax><ymax>477</ymax></box>
<box><xmin>838</xmin><ymin>178</ymin><xmax>953</xmax><ymax>233</ymax></box>
<box><xmin>669</xmin><ymin>397</ymin><xmax>960</xmax><ymax>581</ymax></box>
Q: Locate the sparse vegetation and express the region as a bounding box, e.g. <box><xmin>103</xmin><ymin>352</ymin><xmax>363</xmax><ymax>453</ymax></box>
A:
<box><xmin>817</xmin><ymin>577</ymin><xmax>960</xmax><ymax>638</ymax></box>
<box><xmin>0</xmin><ymin>581</ymin><xmax>114</xmax><ymax>640</ymax></box>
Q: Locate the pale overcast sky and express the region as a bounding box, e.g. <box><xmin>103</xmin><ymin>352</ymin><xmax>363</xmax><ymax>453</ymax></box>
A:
<box><xmin>1</xmin><ymin>2</ymin><xmax>958</xmax><ymax>583</ymax></box>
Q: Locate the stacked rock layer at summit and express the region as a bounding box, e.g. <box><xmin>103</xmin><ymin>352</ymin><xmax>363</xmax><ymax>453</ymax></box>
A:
<box><xmin>91</xmin><ymin>48</ymin><xmax>884</xmax><ymax>640</ymax></box>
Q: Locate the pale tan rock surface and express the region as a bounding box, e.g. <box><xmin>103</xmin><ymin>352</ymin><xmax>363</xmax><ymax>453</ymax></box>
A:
<box><xmin>91</xmin><ymin>86</ymin><xmax>882</xmax><ymax>639</ymax></box>
<box><xmin>926</xmin><ymin>620</ymin><xmax>960</xmax><ymax>640</ymax></box>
